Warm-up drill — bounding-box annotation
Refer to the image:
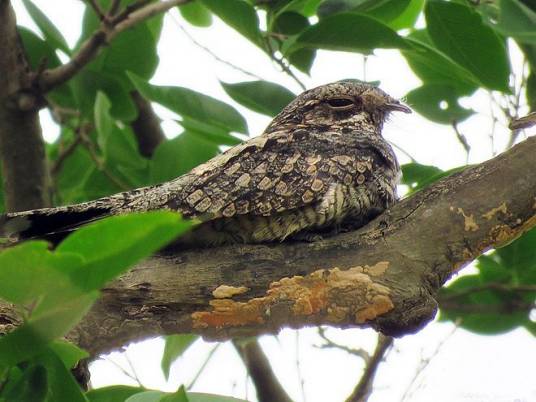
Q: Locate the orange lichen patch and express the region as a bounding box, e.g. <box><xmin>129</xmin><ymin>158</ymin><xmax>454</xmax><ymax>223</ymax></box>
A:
<box><xmin>356</xmin><ymin>294</ymin><xmax>394</xmax><ymax>323</ymax></box>
<box><xmin>212</xmin><ymin>285</ymin><xmax>249</xmax><ymax>299</ymax></box>
<box><xmin>482</xmin><ymin>202</ymin><xmax>508</xmax><ymax>220</ymax></box>
<box><xmin>191</xmin><ymin>263</ymin><xmax>394</xmax><ymax>330</ymax></box>
<box><xmin>455</xmin><ymin>207</ymin><xmax>479</xmax><ymax>231</ymax></box>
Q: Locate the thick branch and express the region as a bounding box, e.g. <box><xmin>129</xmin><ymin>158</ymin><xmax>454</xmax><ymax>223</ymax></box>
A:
<box><xmin>57</xmin><ymin>136</ymin><xmax>536</xmax><ymax>356</ymax></box>
<box><xmin>233</xmin><ymin>338</ymin><xmax>293</xmax><ymax>402</ymax></box>
<box><xmin>37</xmin><ymin>0</ymin><xmax>191</xmax><ymax>94</ymax></box>
<box><xmin>0</xmin><ymin>1</ymin><xmax>50</xmax><ymax>211</ymax></box>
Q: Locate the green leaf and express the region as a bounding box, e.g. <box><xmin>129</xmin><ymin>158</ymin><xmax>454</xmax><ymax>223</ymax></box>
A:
<box><xmin>439</xmin><ymin>275</ymin><xmax>529</xmax><ymax>334</ymax></box>
<box><xmin>272</xmin><ymin>11</ymin><xmax>310</xmax><ymax>35</ymax></box>
<box><xmin>125</xmin><ymin>391</ymin><xmax>165</xmax><ymax>402</ymax></box>
<box><xmin>288</xmin><ymin>48</ymin><xmax>316</xmax><ymax>74</ymax></box>
<box><xmin>95</xmin><ymin>92</ymin><xmax>114</xmax><ymax>152</ymax></box>
<box><xmin>221</xmin><ymin>80</ymin><xmax>296</xmax><ymax>117</ymax></box>
<box><xmin>406</xmin><ymin>84</ymin><xmax>474</xmax><ymax>124</ymax></box>
<box><xmin>187</xmin><ymin>393</ymin><xmax>248</xmax><ymax>402</ymax></box>
<box><xmin>494</xmin><ymin>0</ymin><xmax>536</xmax><ymax>43</ymax></box>
<box><xmin>494</xmin><ymin>227</ymin><xmax>536</xmax><ymax>283</ymax></box>
<box><xmin>160</xmin><ymin>386</ymin><xmax>189</xmax><ymax>402</ymax></box>
<box><xmin>72</xmin><ymin>69</ymin><xmax>137</xmax><ymax>121</ymax></box>
<box><xmin>0</xmin><ymin>241</ymin><xmax>81</xmax><ymax>305</ymax></box>
<box><xmin>94</xmin><ymin>93</ymin><xmax>147</xmax><ymax>180</ymax></box>
<box><xmin>201</xmin><ymin>0</ymin><xmax>263</xmax><ymax>47</ymax></box>
<box><xmin>401</xmin><ymin>164</ymin><xmax>466</xmax><ymax>193</ymax></box>
<box><xmin>295</xmin><ymin>13</ymin><xmax>411</xmax><ymax>53</ymax></box>
<box><xmin>179</xmin><ymin>2</ymin><xmax>213</xmax><ymax>27</ymax></box>
<box><xmin>86</xmin><ymin>385</ymin><xmax>145</xmax><ymax>402</ymax></box>
<box><xmin>178</xmin><ymin>119</ymin><xmax>243</xmax><ymax>146</ymax></box>
<box><xmin>129</xmin><ymin>73</ymin><xmax>248</xmax><ymax>134</ymax></box>
<box><xmin>150</xmin><ymin>133</ymin><xmax>219</xmax><ymax>184</ymax></box>
<box><xmin>1</xmin><ymin>364</ymin><xmax>48</xmax><ymax>402</ymax></box>
<box><xmin>425</xmin><ymin>0</ymin><xmax>510</xmax><ymax>92</ymax></box>
<box><xmin>35</xmin><ymin>348</ymin><xmax>87</xmax><ymax>402</ymax></box>
<box><xmin>401</xmin><ymin>163</ymin><xmax>443</xmax><ymax>189</ymax></box>
<box><xmin>49</xmin><ymin>341</ymin><xmax>89</xmax><ymax>369</ymax></box>
<box><xmin>402</xmin><ymin>30</ymin><xmax>479</xmax><ymax>93</ymax></box>
<box><xmin>0</xmin><ymin>292</ymin><xmax>97</xmax><ymax>368</ymax></box>
<box><xmin>56</xmin><ymin>212</ymin><xmax>194</xmax><ymax>291</ymax></box>
<box><xmin>161</xmin><ymin>335</ymin><xmax>198</xmax><ymax>380</ymax></box>
<box><xmin>386</xmin><ymin>0</ymin><xmax>424</xmax><ymax>30</ymax></box>
<box><xmin>21</xmin><ymin>0</ymin><xmax>70</xmax><ymax>54</ymax></box>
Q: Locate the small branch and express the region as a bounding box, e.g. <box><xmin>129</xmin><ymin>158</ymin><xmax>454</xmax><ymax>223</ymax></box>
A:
<box><xmin>451</xmin><ymin>121</ymin><xmax>471</xmax><ymax>161</ymax></box>
<box><xmin>316</xmin><ymin>327</ymin><xmax>370</xmax><ymax>362</ymax></box>
<box><xmin>440</xmin><ymin>283</ymin><xmax>536</xmax><ymax>301</ymax></box>
<box><xmin>186</xmin><ymin>343</ymin><xmax>221</xmax><ymax>390</ymax></box>
<box><xmin>345</xmin><ymin>334</ymin><xmax>393</xmax><ymax>402</ymax></box>
<box><xmin>37</xmin><ymin>0</ymin><xmax>192</xmax><ymax>94</ymax></box>
<box><xmin>400</xmin><ymin>323</ymin><xmax>458</xmax><ymax>402</ymax></box>
<box><xmin>264</xmin><ymin>38</ymin><xmax>306</xmax><ymax>91</ymax></box>
<box><xmin>108</xmin><ymin>0</ymin><xmax>122</xmax><ymax>16</ymax></box>
<box><xmin>172</xmin><ymin>18</ymin><xmax>265</xmax><ymax>81</ymax></box>
<box><xmin>50</xmin><ymin>133</ymin><xmax>83</xmax><ymax>176</ymax></box>
<box><xmin>78</xmin><ymin>124</ymin><xmax>130</xmax><ymax>190</ymax></box>
<box><xmin>87</xmin><ymin>0</ymin><xmax>107</xmax><ymax>21</ymax></box>
<box><xmin>233</xmin><ymin>338</ymin><xmax>293</xmax><ymax>402</ymax></box>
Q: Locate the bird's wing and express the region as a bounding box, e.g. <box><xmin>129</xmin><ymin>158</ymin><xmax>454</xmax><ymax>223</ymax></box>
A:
<box><xmin>134</xmin><ymin>129</ymin><xmax>379</xmax><ymax>221</ymax></box>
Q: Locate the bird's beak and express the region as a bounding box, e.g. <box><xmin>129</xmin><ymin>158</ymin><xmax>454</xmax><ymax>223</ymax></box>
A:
<box><xmin>384</xmin><ymin>101</ymin><xmax>412</xmax><ymax>114</ymax></box>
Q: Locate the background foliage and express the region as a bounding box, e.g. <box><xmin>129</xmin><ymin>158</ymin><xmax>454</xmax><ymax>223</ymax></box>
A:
<box><xmin>0</xmin><ymin>0</ymin><xmax>535</xmax><ymax>401</ymax></box>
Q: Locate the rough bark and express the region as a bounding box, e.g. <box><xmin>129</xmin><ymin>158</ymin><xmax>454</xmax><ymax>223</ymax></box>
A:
<box><xmin>51</xmin><ymin>136</ymin><xmax>536</xmax><ymax>356</ymax></box>
<box><xmin>130</xmin><ymin>90</ymin><xmax>165</xmax><ymax>157</ymax></box>
<box><xmin>0</xmin><ymin>1</ymin><xmax>50</xmax><ymax>211</ymax></box>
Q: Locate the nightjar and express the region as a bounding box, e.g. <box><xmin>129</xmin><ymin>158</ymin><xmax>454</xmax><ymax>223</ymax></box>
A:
<box><xmin>1</xmin><ymin>80</ymin><xmax>410</xmax><ymax>246</ymax></box>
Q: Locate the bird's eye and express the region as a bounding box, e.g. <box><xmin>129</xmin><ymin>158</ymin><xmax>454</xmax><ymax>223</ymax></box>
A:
<box><xmin>326</xmin><ymin>97</ymin><xmax>355</xmax><ymax>110</ymax></box>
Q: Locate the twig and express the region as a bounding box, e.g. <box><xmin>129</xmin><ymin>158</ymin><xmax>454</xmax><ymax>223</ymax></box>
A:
<box><xmin>388</xmin><ymin>140</ymin><xmax>417</xmax><ymax>163</ymax></box>
<box><xmin>108</xmin><ymin>0</ymin><xmax>122</xmax><ymax>16</ymax></box>
<box><xmin>439</xmin><ymin>283</ymin><xmax>536</xmax><ymax>301</ymax></box>
<box><xmin>101</xmin><ymin>355</ymin><xmax>143</xmax><ymax>387</ymax></box>
<box><xmin>345</xmin><ymin>334</ymin><xmax>393</xmax><ymax>402</ymax></box>
<box><xmin>264</xmin><ymin>38</ymin><xmax>306</xmax><ymax>90</ymax></box>
<box><xmin>78</xmin><ymin>124</ymin><xmax>131</xmax><ymax>190</ymax></box>
<box><xmin>233</xmin><ymin>338</ymin><xmax>293</xmax><ymax>402</ymax></box>
<box><xmin>295</xmin><ymin>331</ymin><xmax>306</xmax><ymax>402</ymax></box>
<box><xmin>186</xmin><ymin>343</ymin><xmax>221</xmax><ymax>390</ymax></box>
<box><xmin>37</xmin><ymin>0</ymin><xmax>192</xmax><ymax>93</ymax></box>
<box><xmin>51</xmin><ymin>133</ymin><xmax>83</xmax><ymax>176</ymax></box>
<box><xmin>87</xmin><ymin>0</ymin><xmax>106</xmax><ymax>20</ymax></box>
<box><xmin>451</xmin><ymin>121</ymin><xmax>470</xmax><ymax>162</ymax></box>
<box><xmin>171</xmin><ymin>16</ymin><xmax>265</xmax><ymax>81</ymax></box>
<box><xmin>316</xmin><ymin>327</ymin><xmax>370</xmax><ymax>362</ymax></box>
<box><xmin>400</xmin><ymin>323</ymin><xmax>458</xmax><ymax>402</ymax></box>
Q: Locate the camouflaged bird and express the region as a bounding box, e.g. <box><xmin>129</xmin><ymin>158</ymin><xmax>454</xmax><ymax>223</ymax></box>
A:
<box><xmin>1</xmin><ymin>80</ymin><xmax>411</xmax><ymax>246</ymax></box>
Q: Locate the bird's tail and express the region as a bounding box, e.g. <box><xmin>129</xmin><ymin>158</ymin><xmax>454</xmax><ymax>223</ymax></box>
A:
<box><xmin>0</xmin><ymin>201</ymin><xmax>113</xmax><ymax>245</ymax></box>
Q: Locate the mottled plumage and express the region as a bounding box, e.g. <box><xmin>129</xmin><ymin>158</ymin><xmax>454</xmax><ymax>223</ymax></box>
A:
<box><xmin>1</xmin><ymin>80</ymin><xmax>410</xmax><ymax>246</ymax></box>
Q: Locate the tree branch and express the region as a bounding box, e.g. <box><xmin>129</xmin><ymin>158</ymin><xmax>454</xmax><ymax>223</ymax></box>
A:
<box><xmin>35</xmin><ymin>0</ymin><xmax>191</xmax><ymax>94</ymax></box>
<box><xmin>47</xmin><ymin>135</ymin><xmax>536</xmax><ymax>357</ymax></box>
<box><xmin>0</xmin><ymin>1</ymin><xmax>50</xmax><ymax>211</ymax></box>
<box><xmin>345</xmin><ymin>335</ymin><xmax>392</xmax><ymax>402</ymax></box>
<box><xmin>233</xmin><ymin>338</ymin><xmax>293</xmax><ymax>402</ymax></box>
<box><xmin>1</xmin><ymin>137</ymin><xmax>535</xmax><ymax>356</ymax></box>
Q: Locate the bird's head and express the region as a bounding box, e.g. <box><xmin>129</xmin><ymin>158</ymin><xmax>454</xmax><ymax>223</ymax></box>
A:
<box><xmin>267</xmin><ymin>79</ymin><xmax>411</xmax><ymax>133</ymax></box>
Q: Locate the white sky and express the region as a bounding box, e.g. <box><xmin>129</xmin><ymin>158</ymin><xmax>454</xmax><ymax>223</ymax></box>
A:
<box><xmin>11</xmin><ymin>1</ymin><xmax>536</xmax><ymax>401</ymax></box>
